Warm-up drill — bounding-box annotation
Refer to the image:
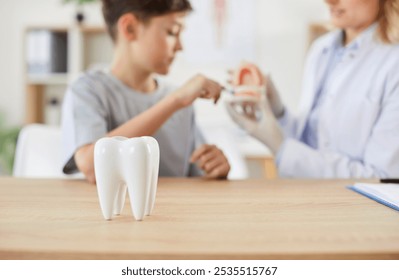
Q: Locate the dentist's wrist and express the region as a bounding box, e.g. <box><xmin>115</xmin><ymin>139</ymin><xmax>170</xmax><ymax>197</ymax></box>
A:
<box><xmin>253</xmin><ymin>124</ymin><xmax>284</xmax><ymax>155</ymax></box>
<box><xmin>276</xmin><ymin>105</ymin><xmax>285</xmax><ymax>119</ymax></box>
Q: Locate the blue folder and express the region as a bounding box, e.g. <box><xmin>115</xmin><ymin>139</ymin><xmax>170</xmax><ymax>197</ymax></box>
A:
<box><xmin>348</xmin><ymin>183</ymin><xmax>399</xmax><ymax>212</ymax></box>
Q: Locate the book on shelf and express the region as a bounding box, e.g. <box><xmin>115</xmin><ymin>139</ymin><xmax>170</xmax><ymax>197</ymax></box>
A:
<box><xmin>26</xmin><ymin>30</ymin><xmax>68</xmax><ymax>75</ymax></box>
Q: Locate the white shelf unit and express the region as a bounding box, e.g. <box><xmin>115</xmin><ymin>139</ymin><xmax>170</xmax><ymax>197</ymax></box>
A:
<box><xmin>27</xmin><ymin>73</ymin><xmax>69</xmax><ymax>85</ymax></box>
<box><xmin>24</xmin><ymin>25</ymin><xmax>113</xmax><ymax>124</ymax></box>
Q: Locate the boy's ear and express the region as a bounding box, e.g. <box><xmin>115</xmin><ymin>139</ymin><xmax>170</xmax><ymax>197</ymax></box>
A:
<box><xmin>117</xmin><ymin>13</ymin><xmax>139</xmax><ymax>41</ymax></box>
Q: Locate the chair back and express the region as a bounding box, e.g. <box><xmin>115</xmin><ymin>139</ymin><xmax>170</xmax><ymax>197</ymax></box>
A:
<box><xmin>13</xmin><ymin>124</ymin><xmax>82</xmax><ymax>178</ymax></box>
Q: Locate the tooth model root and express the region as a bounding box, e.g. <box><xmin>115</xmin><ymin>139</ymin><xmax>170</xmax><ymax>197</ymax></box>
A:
<box><xmin>94</xmin><ymin>136</ymin><xmax>160</xmax><ymax>221</ymax></box>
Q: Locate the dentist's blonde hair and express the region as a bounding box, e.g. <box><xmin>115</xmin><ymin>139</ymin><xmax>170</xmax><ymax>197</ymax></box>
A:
<box><xmin>378</xmin><ymin>0</ymin><xmax>399</xmax><ymax>43</ymax></box>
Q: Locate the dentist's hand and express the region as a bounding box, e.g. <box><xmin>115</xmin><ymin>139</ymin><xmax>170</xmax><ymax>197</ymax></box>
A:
<box><xmin>190</xmin><ymin>144</ymin><xmax>230</xmax><ymax>179</ymax></box>
<box><xmin>264</xmin><ymin>74</ymin><xmax>285</xmax><ymax>118</ymax></box>
<box><xmin>228</xmin><ymin>63</ymin><xmax>285</xmax><ymax>118</ymax></box>
<box><xmin>172</xmin><ymin>74</ymin><xmax>222</xmax><ymax>109</ymax></box>
<box><xmin>225</xmin><ymin>95</ymin><xmax>284</xmax><ymax>154</ymax></box>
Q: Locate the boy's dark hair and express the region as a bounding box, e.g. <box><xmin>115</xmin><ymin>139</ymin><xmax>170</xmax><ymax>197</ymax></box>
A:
<box><xmin>102</xmin><ymin>0</ymin><xmax>193</xmax><ymax>42</ymax></box>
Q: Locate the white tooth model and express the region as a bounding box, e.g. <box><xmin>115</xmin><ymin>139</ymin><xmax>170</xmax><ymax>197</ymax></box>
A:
<box><xmin>94</xmin><ymin>136</ymin><xmax>160</xmax><ymax>221</ymax></box>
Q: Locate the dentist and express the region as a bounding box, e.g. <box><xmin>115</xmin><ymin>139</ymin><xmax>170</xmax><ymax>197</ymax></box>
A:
<box><xmin>227</xmin><ymin>0</ymin><xmax>399</xmax><ymax>178</ymax></box>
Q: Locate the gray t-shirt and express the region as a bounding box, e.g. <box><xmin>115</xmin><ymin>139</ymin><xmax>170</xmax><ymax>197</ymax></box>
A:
<box><xmin>61</xmin><ymin>69</ymin><xmax>205</xmax><ymax>177</ymax></box>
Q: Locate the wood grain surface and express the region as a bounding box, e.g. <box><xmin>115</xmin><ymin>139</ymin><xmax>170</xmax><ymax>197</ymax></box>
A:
<box><xmin>0</xmin><ymin>177</ymin><xmax>398</xmax><ymax>260</ymax></box>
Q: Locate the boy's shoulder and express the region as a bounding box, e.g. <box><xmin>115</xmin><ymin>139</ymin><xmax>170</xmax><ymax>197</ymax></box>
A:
<box><xmin>68</xmin><ymin>69</ymin><xmax>122</xmax><ymax>100</ymax></box>
<box><xmin>69</xmin><ymin>70</ymin><xmax>179</xmax><ymax>101</ymax></box>
<box><xmin>71</xmin><ymin>69</ymin><xmax>111</xmax><ymax>88</ymax></box>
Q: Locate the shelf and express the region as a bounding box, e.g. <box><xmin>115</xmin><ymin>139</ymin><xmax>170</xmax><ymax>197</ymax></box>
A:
<box><xmin>25</xmin><ymin>25</ymin><xmax>106</xmax><ymax>34</ymax></box>
<box><xmin>25</xmin><ymin>26</ymin><xmax>69</xmax><ymax>33</ymax></box>
<box><xmin>23</xmin><ymin>24</ymin><xmax>109</xmax><ymax>125</ymax></box>
<box><xmin>27</xmin><ymin>73</ymin><xmax>68</xmax><ymax>85</ymax></box>
<box><xmin>80</xmin><ymin>26</ymin><xmax>107</xmax><ymax>34</ymax></box>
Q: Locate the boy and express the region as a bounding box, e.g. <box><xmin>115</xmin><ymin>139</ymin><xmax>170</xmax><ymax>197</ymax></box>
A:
<box><xmin>61</xmin><ymin>0</ymin><xmax>230</xmax><ymax>183</ymax></box>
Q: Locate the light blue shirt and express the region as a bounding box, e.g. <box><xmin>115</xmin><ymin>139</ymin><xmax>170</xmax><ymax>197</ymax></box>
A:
<box><xmin>275</xmin><ymin>23</ymin><xmax>399</xmax><ymax>178</ymax></box>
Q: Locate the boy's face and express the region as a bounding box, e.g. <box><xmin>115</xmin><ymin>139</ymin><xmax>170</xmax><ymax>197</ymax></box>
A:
<box><xmin>132</xmin><ymin>12</ymin><xmax>186</xmax><ymax>75</ymax></box>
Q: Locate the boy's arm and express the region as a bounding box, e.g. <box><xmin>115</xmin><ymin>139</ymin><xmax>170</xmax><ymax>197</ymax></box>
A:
<box><xmin>74</xmin><ymin>94</ymin><xmax>177</xmax><ymax>183</ymax></box>
<box><xmin>75</xmin><ymin>74</ymin><xmax>222</xmax><ymax>183</ymax></box>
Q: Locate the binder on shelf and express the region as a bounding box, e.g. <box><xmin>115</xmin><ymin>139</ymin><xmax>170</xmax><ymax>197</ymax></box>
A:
<box><xmin>50</xmin><ymin>32</ymin><xmax>68</xmax><ymax>73</ymax></box>
<box><xmin>26</xmin><ymin>29</ymin><xmax>68</xmax><ymax>75</ymax></box>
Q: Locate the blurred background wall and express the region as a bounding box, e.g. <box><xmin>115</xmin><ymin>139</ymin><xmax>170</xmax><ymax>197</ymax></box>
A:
<box><xmin>0</xmin><ymin>0</ymin><xmax>329</xmax><ymax>125</ymax></box>
<box><xmin>0</xmin><ymin>0</ymin><xmax>329</xmax><ymax>178</ymax></box>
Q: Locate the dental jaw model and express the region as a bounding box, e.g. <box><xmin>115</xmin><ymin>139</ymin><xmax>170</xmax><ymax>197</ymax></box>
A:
<box><xmin>228</xmin><ymin>62</ymin><xmax>266</xmax><ymax>121</ymax></box>
<box><xmin>233</xmin><ymin>62</ymin><xmax>265</xmax><ymax>90</ymax></box>
<box><xmin>94</xmin><ymin>136</ymin><xmax>160</xmax><ymax>221</ymax></box>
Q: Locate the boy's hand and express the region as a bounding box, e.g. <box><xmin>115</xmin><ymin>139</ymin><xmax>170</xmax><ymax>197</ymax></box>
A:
<box><xmin>173</xmin><ymin>74</ymin><xmax>222</xmax><ymax>108</ymax></box>
<box><xmin>190</xmin><ymin>144</ymin><xmax>230</xmax><ymax>179</ymax></box>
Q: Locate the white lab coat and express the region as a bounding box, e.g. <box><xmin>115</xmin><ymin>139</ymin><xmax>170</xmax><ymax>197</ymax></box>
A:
<box><xmin>277</xmin><ymin>28</ymin><xmax>399</xmax><ymax>178</ymax></box>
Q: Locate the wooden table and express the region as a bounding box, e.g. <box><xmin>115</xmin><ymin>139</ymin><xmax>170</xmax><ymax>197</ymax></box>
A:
<box><xmin>1</xmin><ymin>177</ymin><xmax>398</xmax><ymax>259</ymax></box>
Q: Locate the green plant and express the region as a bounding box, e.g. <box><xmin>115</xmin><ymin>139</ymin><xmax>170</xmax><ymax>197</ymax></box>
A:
<box><xmin>0</xmin><ymin>115</ymin><xmax>20</xmax><ymax>175</ymax></box>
